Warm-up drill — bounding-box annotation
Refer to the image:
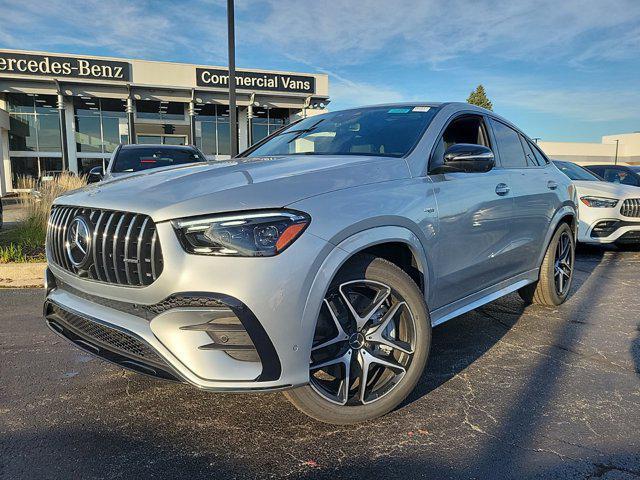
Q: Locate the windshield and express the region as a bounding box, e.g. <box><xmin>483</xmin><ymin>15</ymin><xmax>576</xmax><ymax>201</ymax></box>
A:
<box><xmin>244</xmin><ymin>106</ymin><xmax>439</xmax><ymax>158</ymax></box>
<box><xmin>553</xmin><ymin>161</ymin><xmax>601</xmax><ymax>181</ymax></box>
<box><xmin>112</xmin><ymin>147</ymin><xmax>205</xmax><ymax>173</ymax></box>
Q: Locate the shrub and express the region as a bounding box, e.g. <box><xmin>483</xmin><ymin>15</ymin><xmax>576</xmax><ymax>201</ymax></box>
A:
<box><xmin>0</xmin><ymin>243</ymin><xmax>28</xmax><ymax>263</ymax></box>
<box><xmin>17</xmin><ymin>173</ymin><xmax>88</xmax><ymax>241</ymax></box>
<box><xmin>0</xmin><ymin>173</ymin><xmax>87</xmax><ymax>263</ymax></box>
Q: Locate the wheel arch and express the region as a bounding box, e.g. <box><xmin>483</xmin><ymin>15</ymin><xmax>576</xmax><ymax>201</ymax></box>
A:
<box><xmin>299</xmin><ymin>226</ymin><xmax>431</xmax><ymax>366</ymax></box>
<box><xmin>536</xmin><ymin>205</ymin><xmax>577</xmax><ymax>267</ymax></box>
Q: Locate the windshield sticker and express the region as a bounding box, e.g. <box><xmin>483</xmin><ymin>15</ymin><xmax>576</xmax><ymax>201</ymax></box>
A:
<box><xmin>413</xmin><ymin>106</ymin><xmax>431</xmax><ymax>112</ymax></box>
<box><xmin>387</xmin><ymin>108</ymin><xmax>411</xmax><ymax>114</ymax></box>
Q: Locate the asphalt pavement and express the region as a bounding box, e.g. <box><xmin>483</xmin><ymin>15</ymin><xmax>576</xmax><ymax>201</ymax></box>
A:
<box><xmin>1</xmin><ymin>247</ymin><xmax>639</xmax><ymax>480</ymax></box>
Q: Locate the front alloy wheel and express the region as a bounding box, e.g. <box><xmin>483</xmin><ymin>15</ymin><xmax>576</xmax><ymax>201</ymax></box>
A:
<box><xmin>285</xmin><ymin>255</ymin><xmax>430</xmax><ymax>424</ymax></box>
<box><xmin>310</xmin><ymin>280</ymin><xmax>416</xmax><ymax>405</ymax></box>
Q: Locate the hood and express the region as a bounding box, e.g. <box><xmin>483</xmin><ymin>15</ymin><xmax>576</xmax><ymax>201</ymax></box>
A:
<box><xmin>56</xmin><ymin>155</ymin><xmax>410</xmax><ymax>222</ymax></box>
<box><xmin>572</xmin><ymin>180</ymin><xmax>640</xmax><ymax>199</ymax></box>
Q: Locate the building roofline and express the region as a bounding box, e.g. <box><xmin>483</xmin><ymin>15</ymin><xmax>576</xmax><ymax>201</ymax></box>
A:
<box><xmin>0</xmin><ymin>48</ymin><xmax>328</xmax><ymax>80</ymax></box>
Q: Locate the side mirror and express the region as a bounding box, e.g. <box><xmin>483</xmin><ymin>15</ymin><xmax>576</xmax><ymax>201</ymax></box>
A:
<box><xmin>436</xmin><ymin>144</ymin><xmax>495</xmax><ymax>174</ymax></box>
<box><xmin>87</xmin><ymin>166</ymin><xmax>104</xmax><ymax>183</ymax></box>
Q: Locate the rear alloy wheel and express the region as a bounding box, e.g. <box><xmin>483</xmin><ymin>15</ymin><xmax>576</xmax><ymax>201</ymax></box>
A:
<box><xmin>519</xmin><ymin>222</ymin><xmax>575</xmax><ymax>306</ymax></box>
<box><xmin>554</xmin><ymin>230</ymin><xmax>573</xmax><ymax>296</ymax></box>
<box><xmin>285</xmin><ymin>255</ymin><xmax>430</xmax><ymax>424</ymax></box>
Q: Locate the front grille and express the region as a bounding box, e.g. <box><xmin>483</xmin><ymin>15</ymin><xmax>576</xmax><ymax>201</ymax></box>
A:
<box><xmin>49</xmin><ymin>303</ymin><xmax>164</xmax><ymax>365</ymax></box>
<box><xmin>47</xmin><ymin>205</ymin><xmax>163</xmax><ymax>286</ymax></box>
<box><xmin>620</xmin><ymin>199</ymin><xmax>640</xmax><ymax>218</ymax></box>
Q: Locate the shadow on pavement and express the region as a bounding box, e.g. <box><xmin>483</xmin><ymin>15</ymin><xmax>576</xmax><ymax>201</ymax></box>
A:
<box><xmin>1</xmin><ymin>428</ymin><xmax>250</xmax><ymax>480</ymax></box>
<box><xmin>5</xmin><ymin>247</ymin><xmax>638</xmax><ymax>480</ymax></box>
<box><xmin>403</xmin><ymin>245</ymin><xmax>605</xmax><ymax>409</ymax></box>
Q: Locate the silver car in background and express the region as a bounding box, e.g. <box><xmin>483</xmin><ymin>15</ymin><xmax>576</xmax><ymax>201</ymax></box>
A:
<box><xmin>86</xmin><ymin>144</ymin><xmax>207</xmax><ymax>183</ymax></box>
<box><xmin>44</xmin><ymin>103</ymin><xmax>577</xmax><ymax>424</ymax></box>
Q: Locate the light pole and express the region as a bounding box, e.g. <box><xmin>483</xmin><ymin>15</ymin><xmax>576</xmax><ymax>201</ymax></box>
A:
<box><xmin>227</xmin><ymin>0</ymin><xmax>238</xmax><ymax>157</ymax></box>
<box><xmin>614</xmin><ymin>139</ymin><xmax>619</xmax><ymax>165</ymax></box>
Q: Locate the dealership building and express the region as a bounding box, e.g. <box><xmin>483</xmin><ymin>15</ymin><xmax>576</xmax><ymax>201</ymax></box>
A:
<box><xmin>0</xmin><ymin>49</ymin><xmax>329</xmax><ymax>195</ymax></box>
<box><xmin>540</xmin><ymin>133</ymin><xmax>640</xmax><ymax>166</ymax></box>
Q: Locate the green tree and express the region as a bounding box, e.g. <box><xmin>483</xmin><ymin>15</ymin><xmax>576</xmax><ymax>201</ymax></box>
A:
<box><xmin>467</xmin><ymin>85</ymin><xmax>493</xmax><ymax>111</ymax></box>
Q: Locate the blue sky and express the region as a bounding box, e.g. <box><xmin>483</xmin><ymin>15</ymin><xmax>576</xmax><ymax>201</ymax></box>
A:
<box><xmin>1</xmin><ymin>0</ymin><xmax>638</xmax><ymax>142</ymax></box>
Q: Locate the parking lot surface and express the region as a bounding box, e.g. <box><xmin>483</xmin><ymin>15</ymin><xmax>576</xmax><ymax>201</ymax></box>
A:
<box><xmin>1</xmin><ymin>247</ymin><xmax>639</xmax><ymax>480</ymax></box>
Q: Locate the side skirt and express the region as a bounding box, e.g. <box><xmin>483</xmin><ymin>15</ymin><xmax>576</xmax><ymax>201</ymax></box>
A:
<box><xmin>430</xmin><ymin>269</ymin><xmax>538</xmax><ymax>327</ymax></box>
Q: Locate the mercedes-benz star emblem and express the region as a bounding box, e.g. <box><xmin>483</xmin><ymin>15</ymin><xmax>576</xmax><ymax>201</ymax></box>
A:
<box><xmin>65</xmin><ymin>216</ymin><xmax>93</xmax><ymax>268</ymax></box>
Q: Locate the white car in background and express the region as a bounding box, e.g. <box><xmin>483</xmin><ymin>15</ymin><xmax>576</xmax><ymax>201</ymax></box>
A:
<box><xmin>554</xmin><ymin>160</ymin><xmax>640</xmax><ymax>244</ymax></box>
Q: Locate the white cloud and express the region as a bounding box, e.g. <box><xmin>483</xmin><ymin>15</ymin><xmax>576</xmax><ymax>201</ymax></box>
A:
<box><xmin>489</xmin><ymin>79</ymin><xmax>640</xmax><ymax>122</ymax></box>
<box><xmin>244</xmin><ymin>0</ymin><xmax>640</xmax><ymax>67</ymax></box>
<box><xmin>0</xmin><ymin>0</ymin><xmax>228</xmax><ymax>61</ymax></box>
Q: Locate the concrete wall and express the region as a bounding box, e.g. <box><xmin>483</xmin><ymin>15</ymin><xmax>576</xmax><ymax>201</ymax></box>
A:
<box><xmin>540</xmin><ymin>133</ymin><xmax>640</xmax><ymax>166</ymax></box>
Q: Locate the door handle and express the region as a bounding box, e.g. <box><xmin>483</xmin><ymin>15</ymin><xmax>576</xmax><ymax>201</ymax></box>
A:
<box><xmin>495</xmin><ymin>183</ymin><xmax>510</xmax><ymax>196</ymax></box>
<box><xmin>547</xmin><ymin>180</ymin><xmax>558</xmax><ymax>190</ymax></box>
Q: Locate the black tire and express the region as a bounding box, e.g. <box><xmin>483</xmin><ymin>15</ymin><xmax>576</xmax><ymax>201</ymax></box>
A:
<box><xmin>285</xmin><ymin>254</ymin><xmax>431</xmax><ymax>424</ymax></box>
<box><xmin>518</xmin><ymin>222</ymin><xmax>575</xmax><ymax>306</ymax></box>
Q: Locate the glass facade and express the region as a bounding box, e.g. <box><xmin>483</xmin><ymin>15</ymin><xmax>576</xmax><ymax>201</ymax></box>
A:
<box><xmin>9</xmin><ymin>156</ymin><xmax>64</xmax><ymax>187</ymax></box>
<box><xmin>78</xmin><ymin>158</ymin><xmax>107</xmax><ymax>176</ymax></box>
<box><xmin>3</xmin><ymin>90</ymin><xmax>305</xmax><ymax>191</ymax></box>
<box><xmin>7</xmin><ymin>94</ymin><xmax>63</xmax><ymax>188</ymax></box>
<box><xmin>136</xmin><ymin>100</ymin><xmax>185</xmax><ymax>121</ymax></box>
<box><xmin>194</xmin><ymin>104</ymin><xmax>231</xmax><ymax>156</ymax></box>
<box><xmin>74</xmin><ymin>97</ymin><xmax>128</xmax><ymax>153</ymax></box>
<box><xmin>137</xmin><ymin>135</ymin><xmax>187</xmax><ymax>145</ymax></box>
<box><xmin>8</xmin><ymin>94</ymin><xmax>61</xmax><ymax>152</ymax></box>
<box><xmin>251</xmin><ymin>107</ymin><xmax>290</xmax><ymax>144</ymax></box>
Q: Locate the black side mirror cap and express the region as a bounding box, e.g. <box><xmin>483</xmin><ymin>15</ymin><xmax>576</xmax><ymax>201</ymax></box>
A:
<box><xmin>87</xmin><ymin>166</ymin><xmax>104</xmax><ymax>183</ymax></box>
<box><xmin>433</xmin><ymin>144</ymin><xmax>495</xmax><ymax>174</ymax></box>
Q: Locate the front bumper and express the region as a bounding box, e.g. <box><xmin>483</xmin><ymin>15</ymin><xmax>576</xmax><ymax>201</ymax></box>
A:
<box><xmin>44</xmin><ymin>221</ymin><xmax>333</xmax><ymax>391</ymax></box>
<box><xmin>579</xmin><ymin>218</ymin><xmax>640</xmax><ymax>244</ymax></box>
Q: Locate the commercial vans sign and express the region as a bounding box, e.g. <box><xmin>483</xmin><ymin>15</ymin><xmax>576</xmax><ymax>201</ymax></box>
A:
<box><xmin>0</xmin><ymin>52</ymin><xmax>131</xmax><ymax>82</ymax></box>
<box><xmin>197</xmin><ymin>68</ymin><xmax>315</xmax><ymax>94</ymax></box>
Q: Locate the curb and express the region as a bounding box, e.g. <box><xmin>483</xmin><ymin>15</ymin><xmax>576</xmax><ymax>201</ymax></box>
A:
<box><xmin>0</xmin><ymin>262</ymin><xmax>46</xmax><ymax>288</ymax></box>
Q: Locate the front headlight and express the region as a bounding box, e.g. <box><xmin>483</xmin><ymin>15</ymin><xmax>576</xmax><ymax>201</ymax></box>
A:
<box><xmin>580</xmin><ymin>196</ymin><xmax>619</xmax><ymax>208</ymax></box>
<box><xmin>172</xmin><ymin>210</ymin><xmax>310</xmax><ymax>256</ymax></box>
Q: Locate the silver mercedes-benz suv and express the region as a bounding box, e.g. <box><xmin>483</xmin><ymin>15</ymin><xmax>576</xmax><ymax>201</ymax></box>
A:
<box><xmin>44</xmin><ymin>103</ymin><xmax>577</xmax><ymax>424</ymax></box>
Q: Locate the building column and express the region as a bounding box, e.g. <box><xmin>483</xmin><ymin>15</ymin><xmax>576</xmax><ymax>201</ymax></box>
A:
<box><xmin>247</xmin><ymin>93</ymin><xmax>255</xmax><ymax>147</ymax></box>
<box><xmin>57</xmin><ymin>92</ymin><xmax>69</xmax><ymax>171</ymax></box>
<box><xmin>0</xmin><ymin>126</ymin><xmax>9</xmax><ymax>196</ymax></box>
<box><xmin>126</xmin><ymin>96</ymin><xmax>136</xmax><ymax>144</ymax></box>
<box><xmin>188</xmin><ymin>100</ymin><xmax>197</xmax><ymax>146</ymax></box>
<box><xmin>0</xmin><ymin>93</ymin><xmax>10</xmax><ymax>195</ymax></box>
<box><xmin>64</xmin><ymin>97</ymin><xmax>78</xmax><ymax>174</ymax></box>
<box><xmin>238</xmin><ymin>107</ymin><xmax>249</xmax><ymax>152</ymax></box>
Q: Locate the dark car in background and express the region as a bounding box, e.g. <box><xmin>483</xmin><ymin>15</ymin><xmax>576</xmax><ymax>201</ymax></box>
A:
<box><xmin>584</xmin><ymin>164</ymin><xmax>640</xmax><ymax>187</ymax></box>
<box><xmin>87</xmin><ymin>144</ymin><xmax>207</xmax><ymax>183</ymax></box>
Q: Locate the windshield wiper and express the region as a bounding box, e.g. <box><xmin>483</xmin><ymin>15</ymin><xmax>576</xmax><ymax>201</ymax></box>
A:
<box><xmin>286</xmin><ymin>119</ymin><xmax>325</xmax><ymax>144</ymax></box>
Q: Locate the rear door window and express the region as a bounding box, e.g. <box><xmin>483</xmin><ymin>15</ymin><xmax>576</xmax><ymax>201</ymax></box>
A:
<box><xmin>489</xmin><ymin>119</ymin><xmax>527</xmax><ymax>168</ymax></box>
